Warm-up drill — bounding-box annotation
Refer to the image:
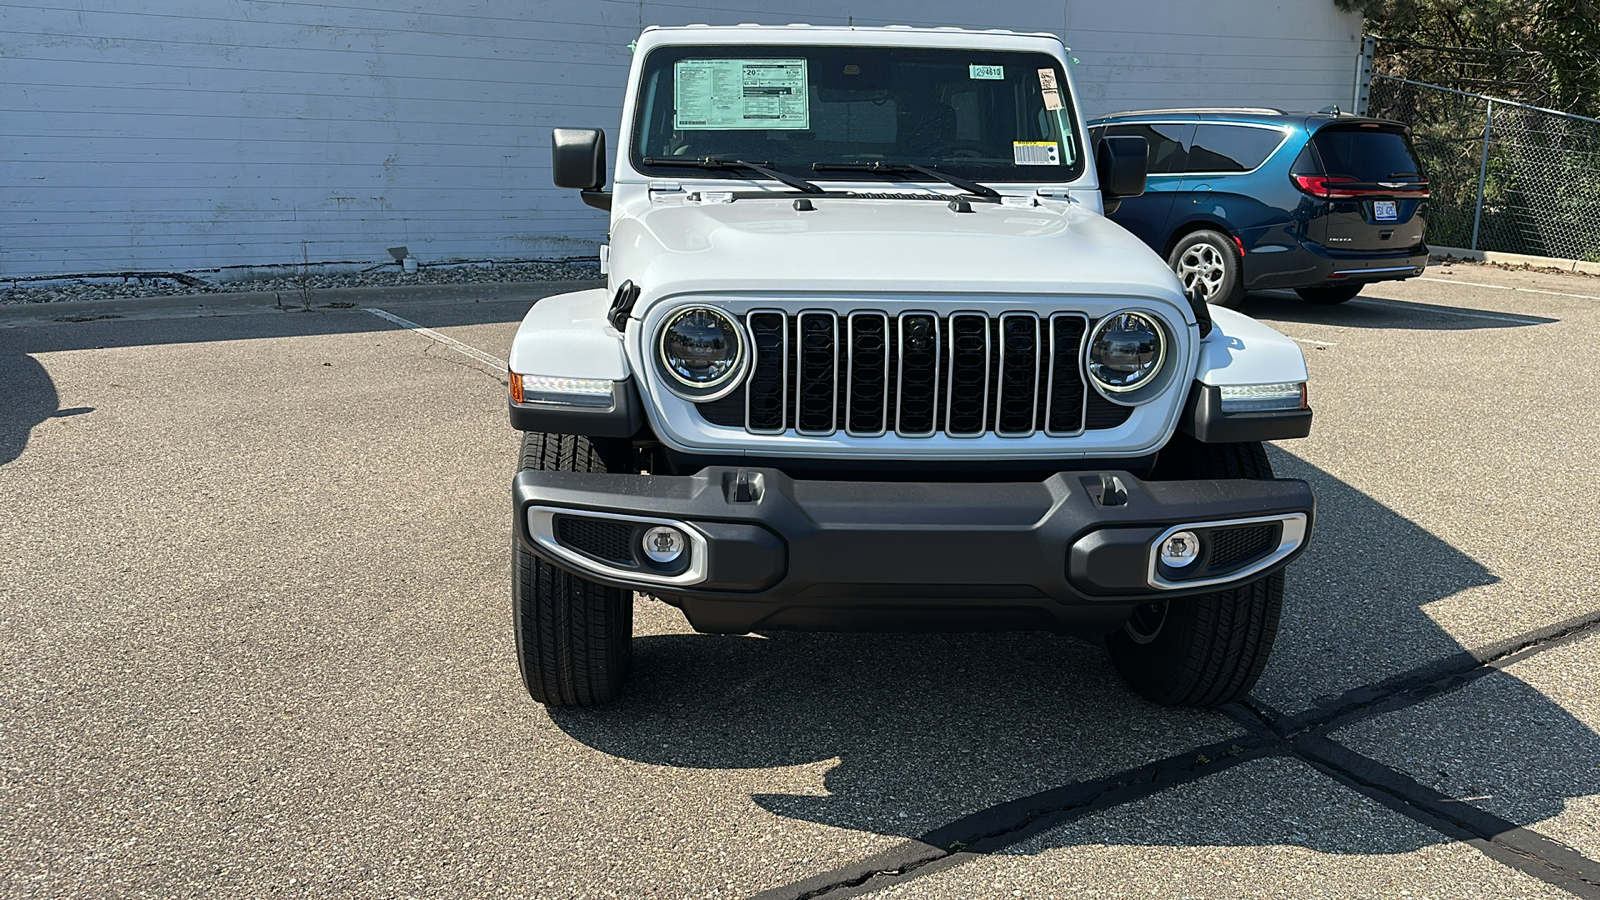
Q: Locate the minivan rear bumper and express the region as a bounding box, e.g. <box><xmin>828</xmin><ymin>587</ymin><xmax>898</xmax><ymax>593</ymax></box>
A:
<box><xmin>1247</xmin><ymin>242</ymin><xmax>1427</xmax><ymax>291</ymax></box>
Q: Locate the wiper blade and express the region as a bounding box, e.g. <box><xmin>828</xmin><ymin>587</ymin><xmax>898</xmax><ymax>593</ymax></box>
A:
<box><xmin>641</xmin><ymin>156</ymin><xmax>823</xmax><ymax>194</ymax></box>
<box><xmin>811</xmin><ymin>161</ymin><xmax>1000</xmax><ymax>200</ymax></box>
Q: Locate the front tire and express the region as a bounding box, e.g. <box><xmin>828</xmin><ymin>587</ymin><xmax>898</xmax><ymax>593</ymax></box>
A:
<box><xmin>1168</xmin><ymin>230</ymin><xmax>1245</xmax><ymax>310</ymax></box>
<box><xmin>513</xmin><ymin>432</ymin><xmax>633</xmax><ymax>707</ymax></box>
<box><xmin>1105</xmin><ymin>437</ymin><xmax>1284</xmax><ymax>707</ymax></box>
<box><xmin>1295</xmin><ymin>283</ymin><xmax>1363</xmax><ymax>304</ymax></box>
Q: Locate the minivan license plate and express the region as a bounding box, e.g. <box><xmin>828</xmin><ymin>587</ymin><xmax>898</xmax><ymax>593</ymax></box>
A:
<box><xmin>1374</xmin><ymin>200</ymin><xmax>1398</xmax><ymax>221</ymax></box>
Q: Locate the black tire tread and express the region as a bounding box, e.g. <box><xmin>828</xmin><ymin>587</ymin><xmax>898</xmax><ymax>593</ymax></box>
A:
<box><xmin>513</xmin><ymin>432</ymin><xmax>632</xmax><ymax>707</ymax></box>
<box><xmin>1106</xmin><ymin>438</ymin><xmax>1284</xmax><ymax>708</ymax></box>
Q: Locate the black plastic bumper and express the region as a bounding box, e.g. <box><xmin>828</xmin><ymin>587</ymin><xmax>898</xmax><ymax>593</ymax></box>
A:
<box><xmin>1246</xmin><ymin>244</ymin><xmax>1428</xmax><ymax>292</ymax></box>
<box><xmin>514</xmin><ymin>467</ymin><xmax>1315</xmax><ymax>635</ymax></box>
<box><xmin>1179</xmin><ymin>383</ymin><xmax>1314</xmax><ymax>444</ymax></box>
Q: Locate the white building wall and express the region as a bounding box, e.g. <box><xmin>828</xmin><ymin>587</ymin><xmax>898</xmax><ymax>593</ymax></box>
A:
<box><xmin>0</xmin><ymin>1</ymin><xmax>1359</xmax><ymax>279</ymax></box>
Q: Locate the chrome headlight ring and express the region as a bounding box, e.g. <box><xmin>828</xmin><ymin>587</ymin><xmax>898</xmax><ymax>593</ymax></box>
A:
<box><xmin>1083</xmin><ymin>309</ymin><xmax>1175</xmax><ymax>406</ymax></box>
<box><xmin>654</xmin><ymin>305</ymin><xmax>750</xmax><ymax>402</ymax></box>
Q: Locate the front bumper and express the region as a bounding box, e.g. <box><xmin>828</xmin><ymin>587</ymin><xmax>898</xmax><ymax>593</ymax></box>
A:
<box><xmin>514</xmin><ymin>467</ymin><xmax>1314</xmax><ymax>635</ymax></box>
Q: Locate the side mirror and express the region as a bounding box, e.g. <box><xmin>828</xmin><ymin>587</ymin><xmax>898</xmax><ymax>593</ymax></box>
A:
<box><xmin>552</xmin><ymin>128</ymin><xmax>611</xmax><ymax>210</ymax></box>
<box><xmin>1095</xmin><ymin>135</ymin><xmax>1147</xmax><ymax>214</ymax></box>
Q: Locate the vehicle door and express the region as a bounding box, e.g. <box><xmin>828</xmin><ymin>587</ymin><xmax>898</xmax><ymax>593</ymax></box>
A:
<box><xmin>1175</xmin><ymin>122</ymin><xmax>1293</xmax><ymax>238</ymax></box>
<box><xmin>1095</xmin><ymin>121</ymin><xmax>1194</xmax><ymax>250</ymax></box>
<box><xmin>1299</xmin><ymin>123</ymin><xmax>1429</xmax><ymax>252</ymax></box>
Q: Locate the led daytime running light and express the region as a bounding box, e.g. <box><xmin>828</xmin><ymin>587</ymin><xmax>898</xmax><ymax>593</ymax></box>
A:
<box><xmin>1219</xmin><ymin>382</ymin><xmax>1305</xmax><ymax>413</ymax></box>
<box><xmin>517</xmin><ymin>374</ymin><xmax>615</xmax><ymax>408</ymax></box>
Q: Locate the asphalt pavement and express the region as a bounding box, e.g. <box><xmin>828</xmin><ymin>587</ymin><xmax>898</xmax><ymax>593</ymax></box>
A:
<box><xmin>1</xmin><ymin>263</ymin><xmax>1597</xmax><ymax>899</ymax></box>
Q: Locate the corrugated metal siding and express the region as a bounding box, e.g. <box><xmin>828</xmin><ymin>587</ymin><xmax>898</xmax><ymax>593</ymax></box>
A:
<box><xmin>0</xmin><ymin>1</ymin><xmax>1358</xmax><ymax>279</ymax></box>
<box><xmin>1067</xmin><ymin>2</ymin><xmax>1363</xmax><ymax>116</ymax></box>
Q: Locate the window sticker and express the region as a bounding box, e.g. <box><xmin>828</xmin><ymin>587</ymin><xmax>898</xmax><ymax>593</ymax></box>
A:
<box><xmin>969</xmin><ymin>64</ymin><xmax>1004</xmax><ymax>80</ymax></box>
<box><xmin>1014</xmin><ymin>141</ymin><xmax>1061</xmax><ymax>166</ymax></box>
<box><xmin>1037</xmin><ymin>68</ymin><xmax>1063</xmax><ymax>111</ymax></box>
<box><xmin>674</xmin><ymin>59</ymin><xmax>810</xmax><ymax>130</ymax></box>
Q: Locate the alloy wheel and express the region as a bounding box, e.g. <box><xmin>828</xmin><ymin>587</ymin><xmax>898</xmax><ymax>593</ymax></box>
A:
<box><xmin>1175</xmin><ymin>243</ymin><xmax>1226</xmax><ymax>304</ymax></box>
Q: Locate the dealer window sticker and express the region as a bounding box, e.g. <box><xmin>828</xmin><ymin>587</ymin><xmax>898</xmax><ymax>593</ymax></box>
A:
<box><xmin>1014</xmin><ymin>141</ymin><xmax>1061</xmax><ymax>166</ymax></box>
<box><xmin>674</xmin><ymin>58</ymin><xmax>810</xmax><ymax>130</ymax></box>
<box><xmin>1037</xmin><ymin>68</ymin><xmax>1063</xmax><ymax>111</ymax></box>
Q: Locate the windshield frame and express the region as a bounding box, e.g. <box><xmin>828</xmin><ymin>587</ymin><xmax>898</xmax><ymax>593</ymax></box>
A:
<box><xmin>627</xmin><ymin>43</ymin><xmax>1088</xmax><ymax>186</ymax></box>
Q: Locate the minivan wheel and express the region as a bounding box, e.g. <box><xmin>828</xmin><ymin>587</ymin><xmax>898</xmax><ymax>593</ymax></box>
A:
<box><xmin>1295</xmin><ymin>283</ymin><xmax>1364</xmax><ymax>304</ymax></box>
<box><xmin>1168</xmin><ymin>231</ymin><xmax>1244</xmax><ymax>309</ymax></box>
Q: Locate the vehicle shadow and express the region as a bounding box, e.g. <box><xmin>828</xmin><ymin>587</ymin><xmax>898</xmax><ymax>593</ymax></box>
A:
<box><xmin>0</xmin><ymin>351</ymin><xmax>60</xmax><ymax>468</ymax></box>
<box><xmin>0</xmin><ymin>295</ymin><xmax>543</xmax><ymax>469</ymax></box>
<box><xmin>1240</xmin><ymin>289</ymin><xmax>1558</xmax><ymax>330</ymax></box>
<box><xmin>548</xmin><ymin>449</ymin><xmax>1600</xmax><ymax>859</ymax></box>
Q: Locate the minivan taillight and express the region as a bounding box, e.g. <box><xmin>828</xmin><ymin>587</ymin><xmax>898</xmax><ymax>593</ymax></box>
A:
<box><xmin>1293</xmin><ymin>174</ymin><xmax>1429</xmax><ymax>199</ymax></box>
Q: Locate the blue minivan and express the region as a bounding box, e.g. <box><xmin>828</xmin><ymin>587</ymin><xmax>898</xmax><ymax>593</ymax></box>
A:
<box><xmin>1088</xmin><ymin>109</ymin><xmax>1430</xmax><ymax>307</ymax></box>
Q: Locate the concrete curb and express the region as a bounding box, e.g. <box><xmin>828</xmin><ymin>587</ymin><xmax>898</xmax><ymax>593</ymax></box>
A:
<box><xmin>0</xmin><ymin>279</ymin><xmax>605</xmax><ymax>327</ymax></box>
<box><xmin>1430</xmin><ymin>246</ymin><xmax>1600</xmax><ymax>276</ymax></box>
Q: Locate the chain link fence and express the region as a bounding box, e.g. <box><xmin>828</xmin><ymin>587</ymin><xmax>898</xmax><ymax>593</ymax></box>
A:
<box><xmin>1368</xmin><ymin>74</ymin><xmax>1600</xmax><ymax>261</ymax></box>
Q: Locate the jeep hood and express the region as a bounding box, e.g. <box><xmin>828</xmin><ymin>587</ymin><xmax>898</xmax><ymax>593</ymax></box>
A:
<box><xmin>611</xmin><ymin>194</ymin><xmax>1193</xmax><ymax>317</ymax></box>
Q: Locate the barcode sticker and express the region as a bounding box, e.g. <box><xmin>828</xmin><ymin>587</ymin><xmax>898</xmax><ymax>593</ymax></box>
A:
<box><xmin>1013</xmin><ymin>141</ymin><xmax>1061</xmax><ymax>166</ymax></box>
<box><xmin>1038</xmin><ymin>69</ymin><xmax>1064</xmax><ymax>110</ymax></box>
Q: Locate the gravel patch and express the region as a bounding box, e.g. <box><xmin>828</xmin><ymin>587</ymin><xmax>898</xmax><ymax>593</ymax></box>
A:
<box><xmin>0</xmin><ymin>259</ymin><xmax>602</xmax><ymax>306</ymax></box>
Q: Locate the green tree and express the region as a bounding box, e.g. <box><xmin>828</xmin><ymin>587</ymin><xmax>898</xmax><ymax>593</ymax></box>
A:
<box><xmin>1338</xmin><ymin>0</ymin><xmax>1600</xmax><ymax>115</ymax></box>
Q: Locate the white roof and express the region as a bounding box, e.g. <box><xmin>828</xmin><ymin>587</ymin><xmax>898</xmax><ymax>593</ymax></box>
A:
<box><xmin>635</xmin><ymin>23</ymin><xmax>1066</xmax><ymax>53</ymax></box>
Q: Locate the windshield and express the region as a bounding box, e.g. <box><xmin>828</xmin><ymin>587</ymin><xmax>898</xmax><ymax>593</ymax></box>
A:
<box><xmin>631</xmin><ymin>44</ymin><xmax>1085</xmax><ymax>184</ymax></box>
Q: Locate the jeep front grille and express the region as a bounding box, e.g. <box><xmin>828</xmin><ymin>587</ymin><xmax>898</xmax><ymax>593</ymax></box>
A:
<box><xmin>697</xmin><ymin>311</ymin><xmax>1133</xmax><ymax>437</ymax></box>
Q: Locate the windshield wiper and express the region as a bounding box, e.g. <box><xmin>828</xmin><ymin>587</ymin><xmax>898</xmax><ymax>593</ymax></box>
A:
<box><xmin>811</xmin><ymin>161</ymin><xmax>1000</xmax><ymax>201</ymax></box>
<box><xmin>641</xmin><ymin>156</ymin><xmax>823</xmax><ymax>194</ymax></box>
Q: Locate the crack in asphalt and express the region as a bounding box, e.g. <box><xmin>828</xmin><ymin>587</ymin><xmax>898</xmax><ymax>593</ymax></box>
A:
<box><xmin>759</xmin><ymin>610</ymin><xmax>1600</xmax><ymax>900</ymax></box>
<box><xmin>419</xmin><ymin>338</ymin><xmax>509</xmax><ymax>385</ymax></box>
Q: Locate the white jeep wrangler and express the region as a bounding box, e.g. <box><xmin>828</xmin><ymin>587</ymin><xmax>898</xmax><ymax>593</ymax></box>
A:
<box><xmin>509</xmin><ymin>25</ymin><xmax>1315</xmax><ymax>708</ymax></box>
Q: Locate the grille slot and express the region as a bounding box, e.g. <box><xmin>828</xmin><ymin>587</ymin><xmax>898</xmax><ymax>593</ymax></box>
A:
<box><xmin>896</xmin><ymin>313</ymin><xmax>941</xmax><ymax>436</ymax></box>
<box><xmin>554</xmin><ymin>516</ymin><xmax>635</xmax><ymax>567</ymax></box>
<box><xmin>945</xmin><ymin>314</ymin><xmax>990</xmax><ymax>437</ymax></box>
<box><xmin>1047</xmin><ymin>314</ymin><xmax>1089</xmax><ymax>434</ymax></box>
<box><xmin>846</xmin><ymin>312</ymin><xmax>890</xmax><ymax>435</ymax></box>
<box><xmin>1206</xmin><ymin>524</ymin><xmax>1279</xmax><ymax>573</ymax></box>
<box><xmin>747</xmin><ymin>311</ymin><xmax>788</xmax><ymax>433</ymax></box>
<box><xmin>995</xmin><ymin>313</ymin><xmax>1040</xmax><ymax>436</ymax></box>
<box><xmin>795</xmin><ymin>312</ymin><xmax>838</xmax><ymax>434</ymax></box>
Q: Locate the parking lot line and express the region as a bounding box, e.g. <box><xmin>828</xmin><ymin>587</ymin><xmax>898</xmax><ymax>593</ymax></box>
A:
<box><xmin>1417</xmin><ymin>276</ymin><xmax>1600</xmax><ymax>303</ymax></box>
<box><xmin>364</xmin><ymin>307</ymin><xmax>506</xmax><ymax>371</ymax></box>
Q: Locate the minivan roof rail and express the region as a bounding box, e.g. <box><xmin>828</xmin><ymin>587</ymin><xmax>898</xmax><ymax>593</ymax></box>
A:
<box><xmin>1098</xmin><ymin>107</ymin><xmax>1287</xmax><ymax>118</ymax></box>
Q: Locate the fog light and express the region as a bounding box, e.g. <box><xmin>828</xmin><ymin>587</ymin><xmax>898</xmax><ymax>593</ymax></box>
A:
<box><xmin>642</xmin><ymin>526</ymin><xmax>687</xmax><ymax>564</ymax></box>
<box><xmin>1159</xmin><ymin>531</ymin><xmax>1200</xmax><ymax>568</ymax></box>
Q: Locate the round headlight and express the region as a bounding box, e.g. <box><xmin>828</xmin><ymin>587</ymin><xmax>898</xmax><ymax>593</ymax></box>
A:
<box><xmin>1087</xmin><ymin>312</ymin><xmax>1167</xmax><ymax>394</ymax></box>
<box><xmin>657</xmin><ymin>306</ymin><xmax>747</xmax><ymax>396</ymax></box>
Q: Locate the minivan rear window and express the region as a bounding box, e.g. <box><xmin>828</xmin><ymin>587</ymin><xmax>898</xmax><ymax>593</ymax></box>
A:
<box><xmin>1310</xmin><ymin>126</ymin><xmax>1424</xmax><ymax>182</ymax></box>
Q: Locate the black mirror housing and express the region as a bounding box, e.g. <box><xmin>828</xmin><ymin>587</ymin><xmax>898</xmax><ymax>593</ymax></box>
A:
<box><xmin>552</xmin><ymin>128</ymin><xmax>607</xmax><ymax>191</ymax></box>
<box><xmin>1095</xmin><ymin>135</ymin><xmax>1148</xmax><ymax>202</ymax></box>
